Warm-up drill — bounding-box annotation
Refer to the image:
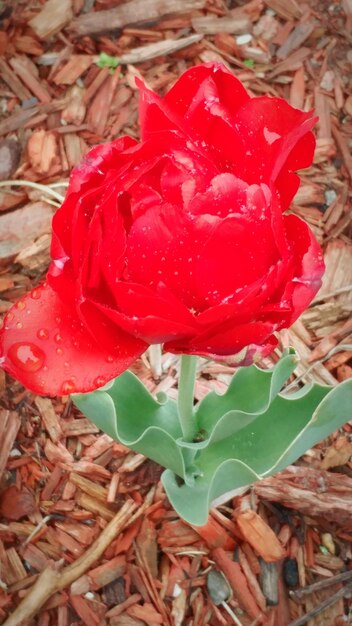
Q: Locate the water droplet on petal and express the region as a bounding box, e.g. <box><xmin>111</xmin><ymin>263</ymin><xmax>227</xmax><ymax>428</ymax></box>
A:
<box><xmin>56</xmin><ymin>347</ymin><xmax>63</xmax><ymax>356</ymax></box>
<box><xmin>55</xmin><ymin>316</ymin><xmax>62</xmax><ymax>325</ymax></box>
<box><xmin>37</xmin><ymin>328</ymin><xmax>49</xmax><ymax>340</ymax></box>
<box><xmin>94</xmin><ymin>376</ymin><xmax>106</xmax><ymax>387</ymax></box>
<box><xmin>6</xmin><ymin>312</ymin><xmax>14</xmax><ymax>322</ymax></box>
<box><xmin>64</xmin><ymin>361</ymin><xmax>70</xmax><ymax>368</ymax></box>
<box><xmin>106</xmin><ymin>355</ymin><xmax>114</xmax><ymax>363</ymax></box>
<box><xmin>16</xmin><ymin>322</ymin><xmax>23</xmax><ymax>329</ymax></box>
<box><xmin>54</xmin><ymin>333</ymin><xmax>62</xmax><ymax>344</ymax></box>
<box><xmin>8</xmin><ymin>343</ymin><xmax>45</xmax><ymax>373</ymax></box>
<box><xmin>61</xmin><ymin>379</ymin><xmax>76</xmax><ymax>394</ymax></box>
<box><xmin>31</xmin><ymin>289</ymin><xmax>41</xmax><ymax>300</ymax></box>
<box><xmin>16</xmin><ymin>301</ymin><xmax>26</xmax><ymax>311</ymax></box>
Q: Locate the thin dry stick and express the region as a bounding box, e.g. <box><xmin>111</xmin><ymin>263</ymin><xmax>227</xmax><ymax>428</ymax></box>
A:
<box><xmin>290</xmin><ymin>569</ymin><xmax>352</xmax><ymax>601</ymax></box>
<box><xmin>0</xmin><ymin>180</ymin><xmax>65</xmax><ymax>202</ymax></box>
<box><xmin>287</xmin><ymin>584</ymin><xmax>352</xmax><ymax>626</ymax></box>
<box><xmin>3</xmin><ymin>499</ymin><xmax>137</xmax><ymax>626</ymax></box>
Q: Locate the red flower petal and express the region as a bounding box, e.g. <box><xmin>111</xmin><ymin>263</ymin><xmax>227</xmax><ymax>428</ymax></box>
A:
<box><xmin>281</xmin><ymin>214</ymin><xmax>325</xmax><ymax>324</ymax></box>
<box><xmin>231</xmin><ymin>97</ymin><xmax>316</xmax><ymax>208</ymax></box>
<box><xmin>51</xmin><ymin>136</ymin><xmax>137</xmax><ymax>262</ymax></box>
<box><xmin>138</xmin><ymin>63</ymin><xmax>249</xmax><ymax>140</ymax></box>
<box><xmin>85</xmin><ymin>280</ymin><xmax>197</xmax><ymax>343</ymax></box>
<box><xmin>137</xmin><ymin>65</ymin><xmax>248</xmax><ymax>171</ymax></box>
<box><xmin>194</xmin><ymin>188</ymin><xmax>280</xmax><ymax>306</ymax></box>
<box><xmin>166</xmin><ymin>320</ymin><xmax>277</xmax><ymax>357</ymax></box>
<box><xmin>0</xmin><ymin>283</ymin><xmax>146</xmax><ymax>396</ymax></box>
<box><xmin>188</xmin><ymin>173</ymin><xmax>248</xmax><ymax>218</ymax></box>
<box><xmin>125</xmin><ymin>202</ymin><xmax>219</xmax><ymax>311</ymax></box>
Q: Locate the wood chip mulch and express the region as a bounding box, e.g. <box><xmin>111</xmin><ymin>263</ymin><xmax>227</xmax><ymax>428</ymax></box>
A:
<box><xmin>0</xmin><ymin>0</ymin><xmax>352</xmax><ymax>625</ymax></box>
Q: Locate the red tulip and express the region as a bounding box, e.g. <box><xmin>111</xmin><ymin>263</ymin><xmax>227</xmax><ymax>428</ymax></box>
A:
<box><xmin>0</xmin><ymin>63</ymin><xmax>324</xmax><ymax>395</ymax></box>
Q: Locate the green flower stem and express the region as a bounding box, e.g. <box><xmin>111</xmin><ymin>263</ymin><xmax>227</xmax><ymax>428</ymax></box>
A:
<box><xmin>177</xmin><ymin>354</ymin><xmax>198</xmax><ymax>442</ymax></box>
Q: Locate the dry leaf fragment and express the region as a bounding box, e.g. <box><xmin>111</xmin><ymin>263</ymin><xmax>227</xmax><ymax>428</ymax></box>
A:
<box><xmin>0</xmin><ymin>139</ymin><xmax>21</xmax><ymax>181</ymax></box>
<box><xmin>0</xmin><ymin>202</ymin><xmax>53</xmax><ymax>263</ymax></box>
<box><xmin>321</xmin><ymin>439</ymin><xmax>352</xmax><ymax>470</ymax></box>
<box><xmin>27</xmin><ymin>130</ymin><xmax>58</xmax><ymax>175</ymax></box>
<box><xmin>0</xmin><ymin>485</ymin><xmax>36</xmax><ymax>521</ymax></box>
<box><xmin>29</xmin><ymin>0</ymin><xmax>73</xmax><ymax>39</ymax></box>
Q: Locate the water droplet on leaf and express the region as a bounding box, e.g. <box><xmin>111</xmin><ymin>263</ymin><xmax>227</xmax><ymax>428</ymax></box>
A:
<box><xmin>8</xmin><ymin>343</ymin><xmax>45</xmax><ymax>373</ymax></box>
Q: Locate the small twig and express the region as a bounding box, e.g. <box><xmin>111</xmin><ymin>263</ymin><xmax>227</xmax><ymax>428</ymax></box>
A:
<box><xmin>148</xmin><ymin>344</ymin><xmax>163</xmax><ymax>379</ymax></box>
<box><xmin>23</xmin><ymin>515</ymin><xmax>52</xmax><ymax>547</ymax></box>
<box><xmin>47</xmin><ymin>181</ymin><xmax>69</xmax><ymax>189</ymax></box>
<box><xmin>290</xmin><ymin>569</ymin><xmax>352</xmax><ymax>601</ymax></box>
<box><xmin>221</xmin><ymin>601</ymin><xmax>243</xmax><ymax>626</ymax></box>
<box><xmin>282</xmin><ymin>343</ymin><xmax>352</xmax><ymax>393</ymax></box>
<box><xmin>287</xmin><ymin>584</ymin><xmax>352</xmax><ymax>626</ymax></box>
<box><xmin>0</xmin><ymin>180</ymin><xmax>65</xmax><ymax>202</ymax></box>
<box><xmin>2</xmin><ymin>499</ymin><xmax>137</xmax><ymax>626</ymax></box>
<box><xmin>312</xmin><ymin>283</ymin><xmax>352</xmax><ymax>303</ymax></box>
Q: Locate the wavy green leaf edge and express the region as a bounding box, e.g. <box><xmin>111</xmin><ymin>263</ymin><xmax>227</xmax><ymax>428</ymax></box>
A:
<box><xmin>72</xmin><ymin>352</ymin><xmax>352</xmax><ymax>526</ymax></box>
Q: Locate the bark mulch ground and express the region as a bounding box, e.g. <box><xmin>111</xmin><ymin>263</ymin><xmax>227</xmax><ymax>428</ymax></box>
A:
<box><xmin>0</xmin><ymin>0</ymin><xmax>352</xmax><ymax>625</ymax></box>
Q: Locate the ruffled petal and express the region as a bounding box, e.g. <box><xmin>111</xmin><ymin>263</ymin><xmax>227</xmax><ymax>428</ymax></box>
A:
<box><xmin>88</xmin><ymin>281</ymin><xmax>197</xmax><ymax>343</ymax></box>
<box><xmin>281</xmin><ymin>214</ymin><xmax>325</xmax><ymax>325</ymax></box>
<box><xmin>231</xmin><ymin>97</ymin><xmax>316</xmax><ymax>207</ymax></box>
<box><xmin>188</xmin><ymin>173</ymin><xmax>248</xmax><ymax>218</ymax></box>
<box><xmin>138</xmin><ymin>63</ymin><xmax>249</xmax><ymax>140</ymax></box>
<box><xmin>0</xmin><ymin>283</ymin><xmax>146</xmax><ymax>396</ymax></box>
<box><xmin>194</xmin><ymin>186</ymin><xmax>280</xmax><ymax>306</ymax></box>
<box><xmin>51</xmin><ymin>136</ymin><xmax>138</xmax><ymax>262</ymax></box>
<box><xmin>166</xmin><ymin>320</ymin><xmax>277</xmax><ymax>357</ymax></box>
<box><xmin>125</xmin><ymin>202</ymin><xmax>220</xmax><ymax>311</ymax></box>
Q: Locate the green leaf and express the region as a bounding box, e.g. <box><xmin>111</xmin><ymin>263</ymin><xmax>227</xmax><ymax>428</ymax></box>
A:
<box><xmin>162</xmin><ymin>378</ymin><xmax>352</xmax><ymax>525</ymax></box>
<box><xmin>96</xmin><ymin>52</ymin><xmax>120</xmax><ymax>69</ymax></box>
<box><xmin>73</xmin><ymin>370</ymin><xmax>186</xmax><ymax>478</ymax></box>
<box><xmin>162</xmin><ymin>460</ymin><xmax>260</xmax><ymax>526</ymax></box>
<box><xmin>72</xmin><ymin>353</ymin><xmax>352</xmax><ymax>527</ymax></box>
<box><xmin>188</xmin><ymin>349</ymin><xmax>297</xmax><ymax>447</ymax></box>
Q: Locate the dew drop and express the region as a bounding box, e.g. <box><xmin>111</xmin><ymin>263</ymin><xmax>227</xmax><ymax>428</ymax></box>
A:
<box><xmin>94</xmin><ymin>376</ymin><xmax>106</xmax><ymax>387</ymax></box>
<box><xmin>37</xmin><ymin>328</ymin><xmax>49</xmax><ymax>340</ymax></box>
<box><xmin>61</xmin><ymin>379</ymin><xmax>76</xmax><ymax>394</ymax></box>
<box><xmin>55</xmin><ymin>316</ymin><xmax>62</xmax><ymax>325</ymax></box>
<box><xmin>54</xmin><ymin>333</ymin><xmax>62</xmax><ymax>343</ymax></box>
<box><xmin>6</xmin><ymin>312</ymin><xmax>14</xmax><ymax>322</ymax></box>
<box><xmin>64</xmin><ymin>361</ymin><xmax>70</xmax><ymax>368</ymax></box>
<box><xmin>8</xmin><ymin>342</ymin><xmax>45</xmax><ymax>373</ymax></box>
<box><xmin>31</xmin><ymin>289</ymin><xmax>41</xmax><ymax>300</ymax></box>
<box><xmin>106</xmin><ymin>355</ymin><xmax>114</xmax><ymax>363</ymax></box>
<box><xmin>16</xmin><ymin>301</ymin><xmax>26</xmax><ymax>311</ymax></box>
<box><xmin>16</xmin><ymin>322</ymin><xmax>23</xmax><ymax>329</ymax></box>
<box><xmin>56</xmin><ymin>347</ymin><xmax>63</xmax><ymax>356</ymax></box>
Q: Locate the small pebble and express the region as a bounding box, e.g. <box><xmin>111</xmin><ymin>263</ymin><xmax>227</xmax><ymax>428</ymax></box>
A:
<box><xmin>324</xmin><ymin>189</ymin><xmax>337</xmax><ymax>205</ymax></box>
<box><xmin>283</xmin><ymin>557</ymin><xmax>299</xmax><ymax>589</ymax></box>
<box><xmin>236</xmin><ymin>34</ymin><xmax>252</xmax><ymax>45</ymax></box>
<box><xmin>207</xmin><ymin>570</ymin><xmax>231</xmax><ymax>605</ymax></box>
<box><xmin>321</xmin><ymin>532</ymin><xmax>336</xmax><ymax>555</ymax></box>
